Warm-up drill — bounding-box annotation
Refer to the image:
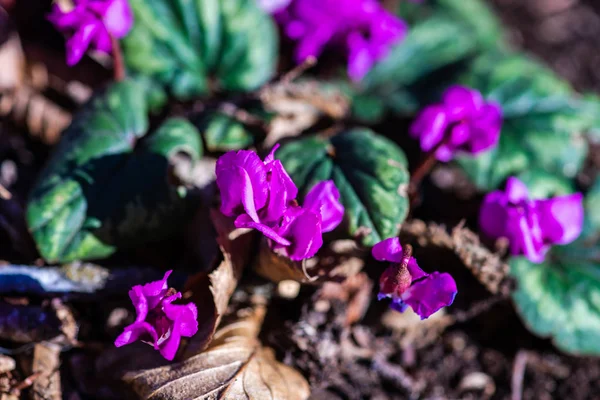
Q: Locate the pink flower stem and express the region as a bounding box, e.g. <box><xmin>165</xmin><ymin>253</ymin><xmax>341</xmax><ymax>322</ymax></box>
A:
<box><xmin>110</xmin><ymin>35</ymin><xmax>125</xmax><ymax>82</ymax></box>
<box><xmin>408</xmin><ymin>129</ymin><xmax>453</xmax><ymax>209</ymax></box>
<box><xmin>410</xmin><ymin>134</ymin><xmax>450</xmax><ymax>190</ymax></box>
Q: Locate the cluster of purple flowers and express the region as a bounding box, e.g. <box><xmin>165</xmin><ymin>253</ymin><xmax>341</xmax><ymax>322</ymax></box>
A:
<box><xmin>373</xmin><ymin>238</ymin><xmax>457</xmax><ymax>320</ymax></box>
<box><xmin>48</xmin><ymin>0</ymin><xmax>133</xmax><ymax>66</ymax></box>
<box><xmin>410</xmin><ymin>85</ymin><xmax>503</xmax><ymax>161</ymax></box>
<box><xmin>114</xmin><ymin>271</ymin><xmax>198</xmax><ymax>361</ymax></box>
<box><xmin>216</xmin><ymin>145</ymin><xmax>344</xmax><ymax>261</ymax></box>
<box><xmin>272</xmin><ymin>0</ymin><xmax>407</xmax><ymax>81</ymax></box>
<box><xmin>480</xmin><ymin>177</ymin><xmax>584</xmax><ymax>263</ymax></box>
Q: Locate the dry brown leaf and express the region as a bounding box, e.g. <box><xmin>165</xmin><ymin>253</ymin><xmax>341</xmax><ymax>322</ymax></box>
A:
<box><xmin>125</xmin><ymin>304</ymin><xmax>310</xmax><ymax>400</ymax></box>
<box><xmin>260</xmin><ymin>79</ymin><xmax>348</xmax><ymax>148</ymax></box>
<box><xmin>255</xmin><ymin>239</ymin><xmax>365</xmax><ymax>284</ymax></box>
<box><xmin>319</xmin><ymin>273</ymin><xmax>373</xmax><ymax>326</ymax></box>
<box><xmin>182</xmin><ymin>210</ymin><xmax>255</xmax><ymax>356</ymax></box>
<box><xmin>30</xmin><ymin>342</ymin><xmax>62</xmax><ymax>400</ymax></box>
<box><xmin>401</xmin><ymin>219</ymin><xmax>511</xmax><ymax>295</ymax></box>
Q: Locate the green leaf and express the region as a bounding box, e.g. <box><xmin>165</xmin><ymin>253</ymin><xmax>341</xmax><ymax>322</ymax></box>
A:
<box><xmin>277</xmin><ymin>128</ymin><xmax>410</xmax><ymax>247</ymax></box>
<box><xmin>511</xmin><ymin>244</ymin><xmax>600</xmax><ymax>356</ymax></box>
<box><xmin>26</xmin><ymin>80</ymin><xmax>203</xmax><ymax>263</ymax></box>
<box><xmin>122</xmin><ymin>0</ymin><xmax>277</xmax><ymax>99</ymax></box>
<box><xmin>195</xmin><ymin>111</ymin><xmax>256</xmax><ymax>152</ymax></box>
<box><xmin>456</xmin><ymin>52</ymin><xmax>590</xmax><ymax>190</ymax></box>
<box><xmin>516</xmin><ymin>169</ymin><xmax>574</xmax><ymax>199</ymax></box>
<box><xmin>351</xmin><ymin>13</ymin><xmax>478</xmax><ymax>122</ymax></box>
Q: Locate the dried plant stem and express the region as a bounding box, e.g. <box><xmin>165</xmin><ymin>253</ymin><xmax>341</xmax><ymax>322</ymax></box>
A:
<box><xmin>110</xmin><ymin>35</ymin><xmax>125</xmax><ymax>82</ymax></box>
<box><xmin>282</xmin><ymin>56</ymin><xmax>317</xmax><ymax>85</ymax></box>
<box><xmin>511</xmin><ymin>350</ymin><xmax>529</xmax><ymax>400</ymax></box>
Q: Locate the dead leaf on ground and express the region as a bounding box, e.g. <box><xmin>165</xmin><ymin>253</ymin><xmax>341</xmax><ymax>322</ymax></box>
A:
<box><xmin>29</xmin><ymin>342</ymin><xmax>61</xmax><ymax>400</ymax></box>
<box><xmin>182</xmin><ymin>210</ymin><xmax>255</xmax><ymax>356</ymax></box>
<box><xmin>401</xmin><ymin>220</ymin><xmax>511</xmax><ymax>295</ymax></box>
<box><xmin>255</xmin><ymin>239</ymin><xmax>365</xmax><ymax>284</ymax></box>
<box><xmin>260</xmin><ymin>79</ymin><xmax>348</xmax><ymax>148</ymax></box>
<box><xmin>319</xmin><ymin>272</ymin><xmax>373</xmax><ymax>326</ymax></box>
<box><xmin>125</xmin><ymin>302</ymin><xmax>310</xmax><ymax>400</ymax></box>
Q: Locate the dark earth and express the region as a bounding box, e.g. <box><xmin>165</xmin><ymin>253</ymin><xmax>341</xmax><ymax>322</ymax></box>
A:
<box><xmin>1</xmin><ymin>0</ymin><xmax>600</xmax><ymax>399</ymax></box>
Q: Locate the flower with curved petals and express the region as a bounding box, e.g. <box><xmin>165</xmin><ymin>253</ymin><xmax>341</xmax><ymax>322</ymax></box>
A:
<box><xmin>48</xmin><ymin>0</ymin><xmax>133</xmax><ymax>66</ymax></box>
<box><xmin>274</xmin><ymin>0</ymin><xmax>407</xmax><ymax>81</ymax></box>
<box><xmin>373</xmin><ymin>238</ymin><xmax>457</xmax><ymax>320</ymax></box>
<box><xmin>480</xmin><ymin>177</ymin><xmax>583</xmax><ymax>263</ymax></box>
<box><xmin>410</xmin><ymin>85</ymin><xmax>502</xmax><ymax>161</ymax></box>
<box><xmin>114</xmin><ymin>271</ymin><xmax>198</xmax><ymax>361</ymax></box>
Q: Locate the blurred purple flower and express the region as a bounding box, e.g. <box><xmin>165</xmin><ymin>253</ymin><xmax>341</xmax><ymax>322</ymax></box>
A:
<box><xmin>216</xmin><ymin>148</ymin><xmax>344</xmax><ymax>260</ymax></box>
<box><xmin>410</xmin><ymin>85</ymin><xmax>502</xmax><ymax>161</ymax></box>
<box><xmin>274</xmin><ymin>0</ymin><xmax>407</xmax><ymax>81</ymax></box>
<box><xmin>114</xmin><ymin>271</ymin><xmax>198</xmax><ymax>361</ymax></box>
<box><xmin>48</xmin><ymin>0</ymin><xmax>133</xmax><ymax>66</ymax></box>
<box><xmin>373</xmin><ymin>237</ymin><xmax>457</xmax><ymax>320</ymax></box>
<box><xmin>479</xmin><ymin>177</ymin><xmax>584</xmax><ymax>263</ymax></box>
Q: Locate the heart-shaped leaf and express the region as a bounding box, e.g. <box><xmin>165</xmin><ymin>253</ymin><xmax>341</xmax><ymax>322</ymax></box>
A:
<box><xmin>122</xmin><ymin>0</ymin><xmax>277</xmax><ymax>99</ymax></box>
<box><xmin>456</xmin><ymin>52</ymin><xmax>593</xmax><ymax>190</ymax></box>
<box><xmin>125</xmin><ymin>302</ymin><xmax>310</xmax><ymax>400</ymax></box>
<box><xmin>26</xmin><ymin>80</ymin><xmax>203</xmax><ymax>263</ymax></box>
<box><xmin>277</xmin><ymin>128</ymin><xmax>410</xmax><ymax>247</ymax></box>
<box><xmin>195</xmin><ymin>111</ymin><xmax>257</xmax><ymax>152</ymax></box>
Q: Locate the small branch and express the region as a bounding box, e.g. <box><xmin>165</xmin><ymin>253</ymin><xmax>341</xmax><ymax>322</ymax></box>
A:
<box><xmin>281</xmin><ymin>56</ymin><xmax>317</xmax><ymax>85</ymax></box>
<box><xmin>110</xmin><ymin>35</ymin><xmax>125</xmax><ymax>82</ymax></box>
<box><xmin>0</xmin><ymin>183</ymin><xmax>11</xmax><ymax>200</ymax></box>
<box><xmin>511</xmin><ymin>350</ymin><xmax>529</xmax><ymax>400</ymax></box>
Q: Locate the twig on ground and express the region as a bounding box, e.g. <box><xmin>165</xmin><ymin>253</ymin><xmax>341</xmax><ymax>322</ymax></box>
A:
<box><xmin>511</xmin><ymin>350</ymin><xmax>529</xmax><ymax>400</ymax></box>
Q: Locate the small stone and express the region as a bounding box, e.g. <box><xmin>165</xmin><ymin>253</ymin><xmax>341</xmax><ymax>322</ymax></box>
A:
<box><xmin>0</xmin><ymin>355</ymin><xmax>15</xmax><ymax>374</ymax></box>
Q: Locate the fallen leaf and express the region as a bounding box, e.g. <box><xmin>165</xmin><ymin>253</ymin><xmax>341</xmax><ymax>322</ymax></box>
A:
<box><xmin>255</xmin><ymin>238</ymin><xmax>365</xmax><ymax>284</ymax></box>
<box><xmin>30</xmin><ymin>342</ymin><xmax>62</xmax><ymax>400</ymax></box>
<box><xmin>125</xmin><ymin>303</ymin><xmax>310</xmax><ymax>400</ymax></box>
<box><xmin>182</xmin><ymin>210</ymin><xmax>255</xmax><ymax>356</ymax></box>
<box><xmin>260</xmin><ymin>79</ymin><xmax>348</xmax><ymax>148</ymax></box>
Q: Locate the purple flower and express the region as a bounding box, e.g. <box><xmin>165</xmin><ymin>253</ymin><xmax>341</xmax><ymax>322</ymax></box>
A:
<box><xmin>303</xmin><ymin>180</ymin><xmax>344</xmax><ymax>232</ymax></box>
<box><xmin>410</xmin><ymin>85</ymin><xmax>502</xmax><ymax>161</ymax></box>
<box><xmin>216</xmin><ymin>148</ymin><xmax>344</xmax><ymax>261</ymax></box>
<box><xmin>114</xmin><ymin>271</ymin><xmax>198</xmax><ymax>361</ymax></box>
<box><xmin>275</xmin><ymin>0</ymin><xmax>407</xmax><ymax>81</ymax></box>
<box><xmin>480</xmin><ymin>177</ymin><xmax>584</xmax><ymax>263</ymax></box>
<box><xmin>48</xmin><ymin>0</ymin><xmax>133</xmax><ymax>66</ymax></box>
<box><xmin>373</xmin><ymin>238</ymin><xmax>457</xmax><ymax>319</ymax></box>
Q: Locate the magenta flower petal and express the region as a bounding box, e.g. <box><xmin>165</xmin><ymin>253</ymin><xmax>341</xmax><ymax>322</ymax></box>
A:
<box><xmin>216</xmin><ymin>150</ymin><xmax>269</xmax><ymax>221</ymax></box>
<box><xmin>480</xmin><ymin>177</ymin><xmax>583</xmax><ymax>263</ymax></box>
<box><xmin>101</xmin><ymin>0</ymin><xmax>134</xmax><ymax>37</ymax></box>
<box><xmin>410</xmin><ymin>105</ymin><xmax>448</xmax><ymax>152</ymax></box>
<box><xmin>65</xmin><ymin>20</ymin><xmax>100</xmax><ymax>66</ymax></box>
<box><xmin>264</xmin><ymin>160</ymin><xmax>298</xmax><ymax>221</ymax></box>
<box><xmin>114</xmin><ymin>321</ymin><xmax>159</xmax><ymax>347</ymax></box>
<box><xmin>48</xmin><ymin>0</ymin><xmax>133</xmax><ymax>66</ymax></box>
<box><xmin>234</xmin><ymin>214</ymin><xmax>291</xmax><ymax>246</ymax></box>
<box><xmin>274</xmin><ymin>207</ymin><xmax>323</xmax><ymax>261</ymax></box>
<box><xmin>538</xmin><ymin>193</ymin><xmax>584</xmax><ymax>245</ymax></box>
<box><xmin>401</xmin><ymin>272</ymin><xmax>457</xmax><ymax>319</ymax></box>
<box><xmin>371</xmin><ymin>237</ymin><xmax>403</xmax><ymax>263</ymax></box>
<box><xmin>258</xmin><ymin>0</ymin><xmax>293</xmax><ymax>13</ymax></box>
<box><xmin>275</xmin><ymin>0</ymin><xmax>406</xmax><ymax>81</ymax></box>
<box><xmin>411</xmin><ymin>85</ymin><xmax>502</xmax><ymax>161</ymax></box>
<box><xmin>114</xmin><ymin>271</ymin><xmax>198</xmax><ymax>361</ymax></box>
<box><xmin>442</xmin><ymin>85</ymin><xmax>483</xmax><ymax>120</ymax></box>
<box><xmin>303</xmin><ymin>180</ymin><xmax>344</xmax><ymax>232</ymax></box>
